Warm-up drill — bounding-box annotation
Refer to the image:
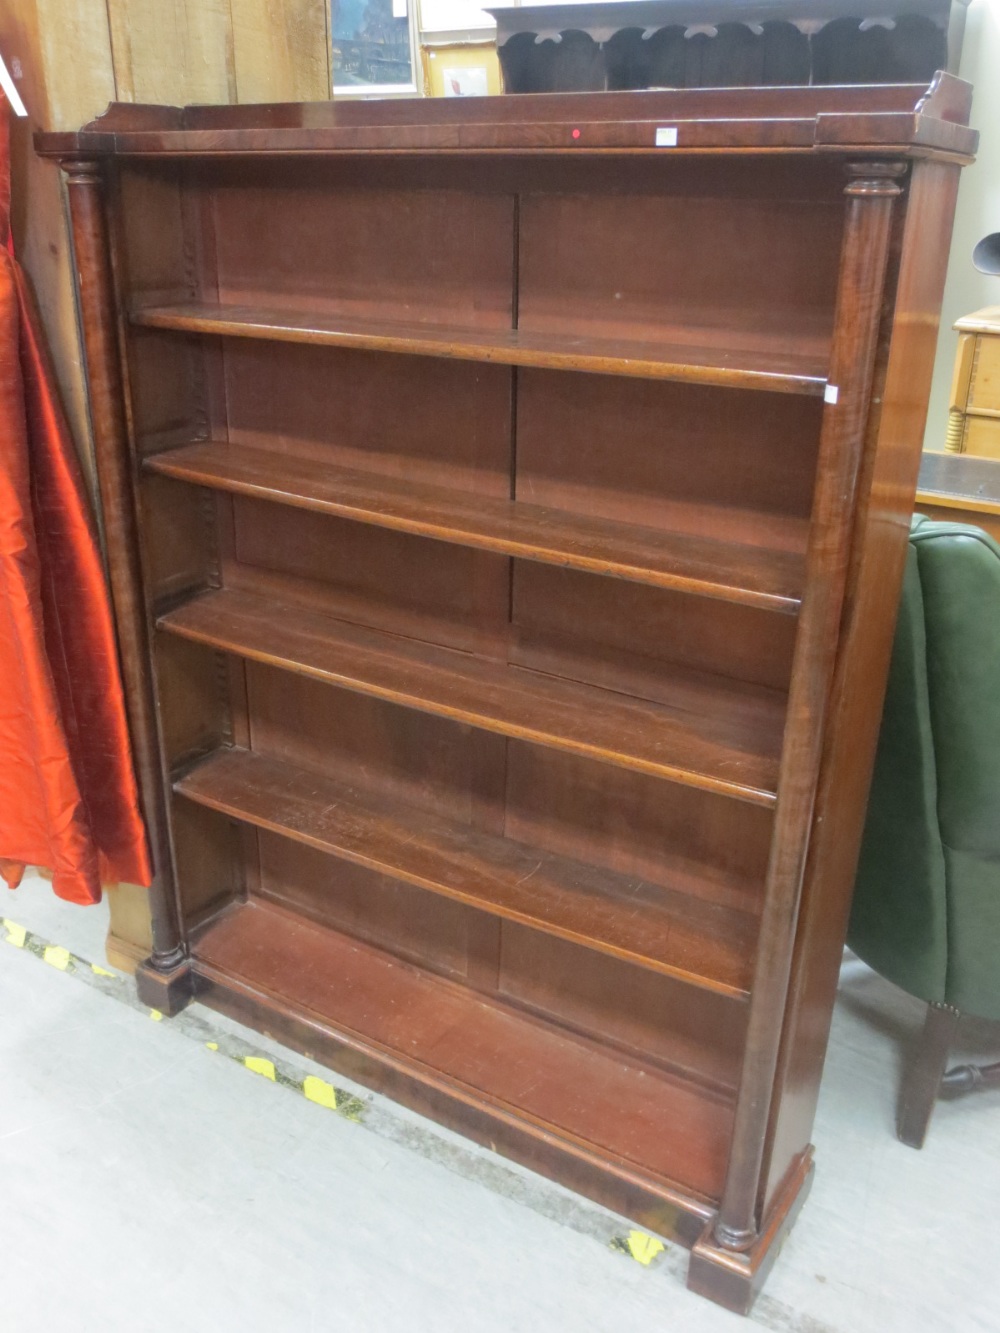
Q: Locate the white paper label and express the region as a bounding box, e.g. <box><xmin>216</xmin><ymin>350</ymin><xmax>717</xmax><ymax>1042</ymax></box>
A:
<box><xmin>392</xmin><ymin>0</ymin><xmax>407</xmax><ymax>16</ymax></box>
<box><xmin>655</xmin><ymin>126</ymin><xmax>678</xmax><ymax>147</ymax></box>
<box><xmin>824</xmin><ymin>384</ymin><xmax>840</xmax><ymax>405</ymax></box>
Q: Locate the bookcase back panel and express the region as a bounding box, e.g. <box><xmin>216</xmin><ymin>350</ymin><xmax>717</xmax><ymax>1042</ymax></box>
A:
<box><xmin>516</xmin><ymin>173</ymin><xmax>843</xmax><ymax>347</ymax></box>
<box><xmin>255</xmin><ymin>832</ymin><xmax>483</xmax><ymax>984</ymax></box>
<box><xmin>222</xmin><ymin>342</ymin><xmax>513</xmax><ymax>496</ymax></box>
<box><xmin>208</xmin><ymin>175</ymin><xmax>515</xmax><ymax>328</ymax></box>
<box><xmin>514</xmin><ymin>370</ymin><xmax>822</xmax><ymax>552</ymax></box>
<box><xmin>245</xmin><ymin>663</ymin><xmax>485</xmax><ymax>827</ymax></box>
<box><xmin>504</xmin><ymin>742</ymin><xmax>771</xmax><ymax>913</ymax></box>
<box><xmin>498</xmin><ymin>925</ymin><xmax>746</xmax><ymax>1093</ymax></box>
<box><xmin>498</xmin><ymin>150</ymin><xmax>845</xmax><ymax>206</ymax></box>
<box><xmin>225</xmin><ymin>495</ymin><xmax>510</xmax><ymax>657</ymax></box>
<box><xmin>510</xmin><ymin>562</ymin><xmax>796</xmax><ymax>695</ymax></box>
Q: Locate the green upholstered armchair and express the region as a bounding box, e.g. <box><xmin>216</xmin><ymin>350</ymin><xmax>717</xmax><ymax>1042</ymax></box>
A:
<box><xmin>849</xmin><ymin>514</ymin><xmax>1000</xmax><ymax>1148</ymax></box>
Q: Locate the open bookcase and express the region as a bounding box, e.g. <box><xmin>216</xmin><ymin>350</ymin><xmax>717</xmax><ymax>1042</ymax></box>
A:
<box><xmin>38</xmin><ymin>77</ymin><xmax>974</xmax><ymax>1312</ymax></box>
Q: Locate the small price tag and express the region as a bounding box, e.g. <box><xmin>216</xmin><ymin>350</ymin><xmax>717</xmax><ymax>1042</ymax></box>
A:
<box><xmin>824</xmin><ymin>384</ymin><xmax>840</xmax><ymax>405</ymax></box>
<box><xmin>655</xmin><ymin>126</ymin><xmax>678</xmax><ymax>147</ymax></box>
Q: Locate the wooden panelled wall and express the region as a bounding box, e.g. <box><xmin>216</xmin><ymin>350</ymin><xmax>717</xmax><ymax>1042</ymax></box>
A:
<box><xmin>0</xmin><ymin>0</ymin><xmax>333</xmax><ymax>967</ymax></box>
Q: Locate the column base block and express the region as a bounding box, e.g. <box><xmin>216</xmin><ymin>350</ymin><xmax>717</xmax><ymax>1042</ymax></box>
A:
<box><xmin>686</xmin><ymin>1149</ymin><xmax>814</xmax><ymax>1315</ymax></box>
<box><xmin>135</xmin><ymin>955</ymin><xmax>196</xmax><ymax>1016</ymax></box>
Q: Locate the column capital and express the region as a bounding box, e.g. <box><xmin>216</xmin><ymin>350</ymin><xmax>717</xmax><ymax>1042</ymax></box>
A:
<box><xmin>844</xmin><ymin>161</ymin><xmax>907</xmax><ymax>198</ymax></box>
<box><xmin>61</xmin><ymin>159</ymin><xmax>104</xmax><ymax>187</ymax></box>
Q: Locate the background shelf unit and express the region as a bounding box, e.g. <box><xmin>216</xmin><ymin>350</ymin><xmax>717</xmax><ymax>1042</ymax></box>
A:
<box><xmin>38</xmin><ymin>78</ymin><xmax>974</xmax><ymax>1314</ymax></box>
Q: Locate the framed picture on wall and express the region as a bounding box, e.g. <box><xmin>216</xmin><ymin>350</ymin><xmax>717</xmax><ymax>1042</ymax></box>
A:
<box><xmin>330</xmin><ymin>0</ymin><xmax>419</xmax><ymax>94</ymax></box>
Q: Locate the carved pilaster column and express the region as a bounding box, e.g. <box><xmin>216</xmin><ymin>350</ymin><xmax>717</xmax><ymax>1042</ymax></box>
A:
<box><xmin>689</xmin><ymin>161</ymin><xmax>906</xmax><ymax>1308</ymax></box>
<box><xmin>62</xmin><ymin>159</ymin><xmax>191</xmax><ymax>1009</ymax></box>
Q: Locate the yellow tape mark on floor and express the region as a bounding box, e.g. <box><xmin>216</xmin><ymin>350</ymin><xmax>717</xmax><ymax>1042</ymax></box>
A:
<box><xmin>149</xmin><ymin>1009</ymin><xmax>164</xmax><ymax>1022</ymax></box>
<box><xmin>3</xmin><ymin>920</ymin><xmax>26</xmax><ymax>948</ymax></box>
<box><xmin>244</xmin><ymin>1056</ymin><xmax>276</xmax><ymax>1081</ymax></box>
<box><xmin>43</xmin><ymin>945</ymin><xmax>71</xmax><ymax>971</ymax></box>
<box><xmin>626</xmin><ymin>1231</ymin><xmax>664</xmax><ymax>1265</ymax></box>
<box><xmin>303</xmin><ymin>1075</ymin><xmax>337</xmax><ymax>1110</ymax></box>
<box><xmin>206</xmin><ymin>1042</ymin><xmax>219</xmax><ymax>1051</ymax></box>
<box><xmin>91</xmin><ymin>963</ymin><xmax>117</xmax><ymax>978</ymax></box>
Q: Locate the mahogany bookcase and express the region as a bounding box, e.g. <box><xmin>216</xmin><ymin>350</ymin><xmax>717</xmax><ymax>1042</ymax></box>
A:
<box><xmin>38</xmin><ymin>77</ymin><xmax>974</xmax><ymax>1312</ymax></box>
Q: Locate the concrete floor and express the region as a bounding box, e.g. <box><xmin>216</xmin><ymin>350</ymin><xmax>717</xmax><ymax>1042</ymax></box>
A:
<box><xmin>2</xmin><ymin>872</ymin><xmax>999</xmax><ymax>1333</ymax></box>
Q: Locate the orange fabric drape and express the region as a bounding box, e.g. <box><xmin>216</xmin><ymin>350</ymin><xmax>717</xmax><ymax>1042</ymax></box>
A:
<box><xmin>0</xmin><ymin>98</ymin><xmax>151</xmax><ymax>904</ymax></box>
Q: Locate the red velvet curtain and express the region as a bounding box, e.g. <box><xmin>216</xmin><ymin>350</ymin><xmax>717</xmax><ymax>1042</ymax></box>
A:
<box><xmin>0</xmin><ymin>97</ymin><xmax>151</xmax><ymax>904</ymax></box>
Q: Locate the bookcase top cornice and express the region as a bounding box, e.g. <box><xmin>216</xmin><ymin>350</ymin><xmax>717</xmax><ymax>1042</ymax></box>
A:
<box><xmin>35</xmin><ymin>71</ymin><xmax>976</xmax><ymax>162</ymax></box>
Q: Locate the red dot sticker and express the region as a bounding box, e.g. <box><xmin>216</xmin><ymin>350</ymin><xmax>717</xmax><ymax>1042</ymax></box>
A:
<box><xmin>572</xmin><ymin>128</ymin><xmax>581</xmax><ymax>140</ymax></box>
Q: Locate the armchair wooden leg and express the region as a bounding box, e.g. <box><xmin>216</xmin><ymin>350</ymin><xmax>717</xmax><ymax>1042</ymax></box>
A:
<box><xmin>898</xmin><ymin>1001</ymin><xmax>960</xmax><ymax>1149</ymax></box>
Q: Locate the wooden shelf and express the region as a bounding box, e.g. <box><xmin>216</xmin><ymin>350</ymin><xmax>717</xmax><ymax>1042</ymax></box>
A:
<box><xmin>130</xmin><ymin>301</ymin><xmax>829</xmax><ymax>397</ymax></box>
<box><xmin>158</xmin><ymin>588</ymin><xmax>784</xmax><ymax>804</ymax></box>
<box><xmin>177</xmin><ymin>746</ymin><xmax>758</xmax><ymax>995</ymax></box>
<box><xmin>145</xmin><ymin>441</ymin><xmax>805</xmax><ymax>612</ymax></box>
<box><xmin>192</xmin><ymin>896</ymin><xmax>735</xmax><ymax>1201</ymax></box>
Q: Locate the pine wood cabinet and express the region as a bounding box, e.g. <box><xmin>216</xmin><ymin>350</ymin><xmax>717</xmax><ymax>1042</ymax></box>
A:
<box><xmin>37</xmin><ymin>76</ymin><xmax>975</xmax><ymax>1313</ymax></box>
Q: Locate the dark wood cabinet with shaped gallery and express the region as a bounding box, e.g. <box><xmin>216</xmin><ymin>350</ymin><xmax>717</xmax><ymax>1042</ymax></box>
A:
<box><xmin>37</xmin><ymin>75</ymin><xmax>975</xmax><ymax>1312</ymax></box>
